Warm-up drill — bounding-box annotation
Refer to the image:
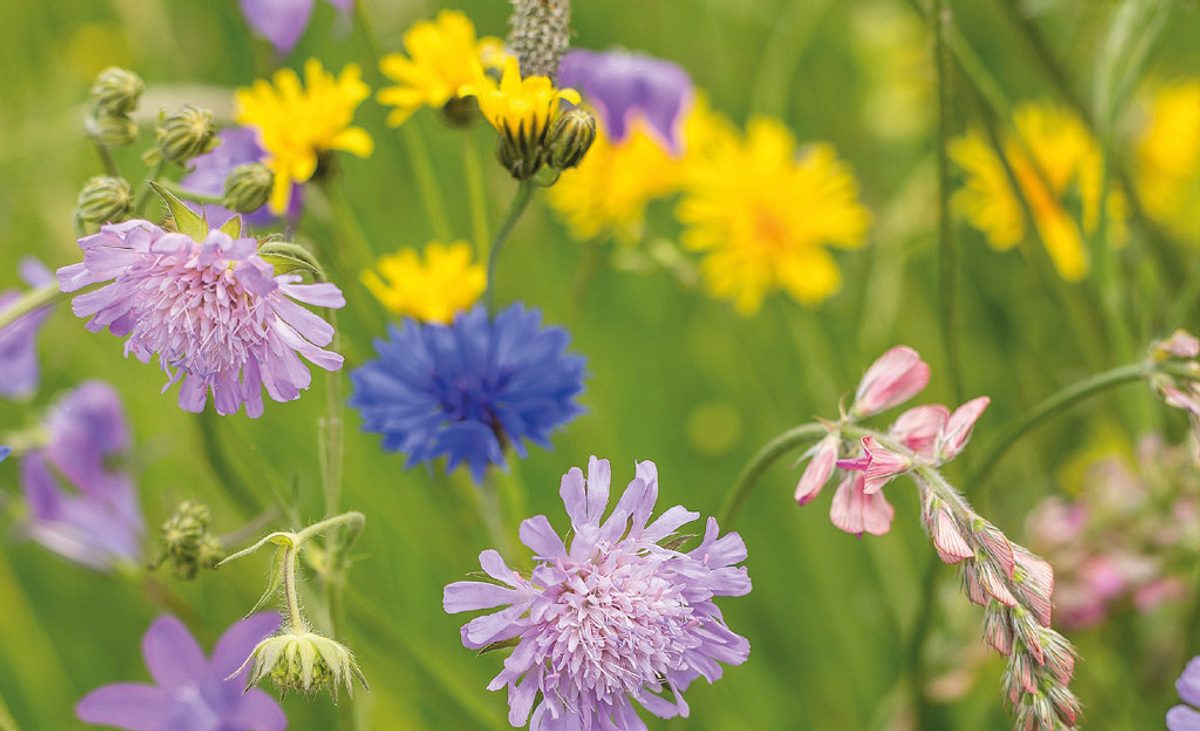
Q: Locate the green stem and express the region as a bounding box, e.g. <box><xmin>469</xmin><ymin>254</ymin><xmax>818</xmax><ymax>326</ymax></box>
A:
<box><xmin>931</xmin><ymin>0</ymin><xmax>963</xmax><ymax>403</ymax></box>
<box><xmin>717</xmin><ymin>423</ymin><xmax>828</xmax><ymax>528</ymax></box>
<box><xmin>464</xmin><ymin>132</ymin><xmax>491</xmax><ymax>257</ymax></box>
<box><xmin>93</xmin><ymin>141</ymin><xmax>119</xmax><ymax>178</ymax></box>
<box><xmin>133</xmin><ymin>160</ymin><xmax>167</xmax><ymax>216</ymax></box>
<box><xmin>485</xmin><ymin>181</ymin><xmax>536</xmax><ymax>314</ymax></box>
<box><xmin>967</xmin><ymin>362</ymin><xmax>1149</xmax><ymax>492</ymax></box>
<box><xmin>0</xmin><ymin>284</ymin><xmax>66</xmax><ymax>333</ymax></box>
<box><xmin>283</xmin><ymin>545</ymin><xmax>304</xmax><ymax>631</ymax></box>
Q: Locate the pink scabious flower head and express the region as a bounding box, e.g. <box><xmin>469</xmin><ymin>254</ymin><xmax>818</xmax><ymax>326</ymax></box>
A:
<box><xmin>444</xmin><ymin>457</ymin><xmax>751</xmax><ymax>729</ymax></box>
<box><xmin>794</xmin><ymin>432</ymin><xmax>840</xmax><ymax>505</ymax></box>
<box><xmin>935</xmin><ymin>396</ymin><xmax>990</xmax><ymax>463</ymax></box>
<box><xmin>57</xmin><ymin>219</ymin><xmax>345</xmax><ymax>417</ymax></box>
<box><xmin>850</xmin><ymin>345</ymin><xmax>930</xmax><ymax>418</ymax></box>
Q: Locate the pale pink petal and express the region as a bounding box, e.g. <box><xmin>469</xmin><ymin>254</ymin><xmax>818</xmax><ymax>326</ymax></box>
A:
<box><xmin>852</xmin><ymin>346</ymin><xmax>930</xmax><ymax>417</ymax></box>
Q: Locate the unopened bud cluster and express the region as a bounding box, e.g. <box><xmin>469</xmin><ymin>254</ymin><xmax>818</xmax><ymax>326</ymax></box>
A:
<box><xmin>151</xmin><ymin>499</ymin><xmax>224</xmax><ymax>580</ymax></box>
<box><xmin>147</xmin><ymin>105</ymin><xmax>218</xmax><ymax>165</ymax></box>
<box><xmin>507</xmin><ymin>0</ymin><xmax>572</xmax><ymax>80</ymax></box>
<box><xmin>88</xmin><ymin>67</ymin><xmax>143</xmax><ymax>148</ymax></box>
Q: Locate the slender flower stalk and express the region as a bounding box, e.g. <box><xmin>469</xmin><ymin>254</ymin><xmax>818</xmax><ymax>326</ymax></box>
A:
<box><xmin>0</xmin><ymin>283</ymin><xmax>68</xmax><ymax>333</ymax></box>
<box><xmin>718</xmin><ymin>423</ymin><xmax>828</xmax><ymax>527</ymax></box>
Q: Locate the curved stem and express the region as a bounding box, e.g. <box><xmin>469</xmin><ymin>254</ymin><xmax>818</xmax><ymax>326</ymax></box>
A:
<box><xmin>485</xmin><ymin>180</ymin><xmax>536</xmax><ymax>314</ymax></box>
<box><xmin>93</xmin><ymin>141</ymin><xmax>119</xmax><ymax>178</ymax></box>
<box><xmin>967</xmin><ymin>362</ymin><xmax>1148</xmax><ymax>493</ymax></box>
<box><xmin>717</xmin><ymin>423</ymin><xmax>827</xmax><ymax>528</ymax></box>
<box><xmin>283</xmin><ymin>546</ymin><xmax>304</xmax><ymax>631</ymax></box>
<box><xmin>0</xmin><ymin>283</ymin><xmax>65</xmax><ymax>333</ymax></box>
<box><xmin>931</xmin><ymin>0</ymin><xmax>962</xmax><ymax>403</ymax></box>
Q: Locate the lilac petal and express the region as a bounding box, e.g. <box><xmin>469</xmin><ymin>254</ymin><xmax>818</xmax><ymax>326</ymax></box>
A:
<box><xmin>142</xmin><ymin>616</ymin><xmax>208</xmax><ymax>689</ymax></box>
<box><xmin>642</xmin><ymin>505</ymin><xmax>700</xmax><ymax>543</ymax></box>
<box><xmin>278</xmin><ymin>280</ymin><xmax>345</xmax><ymax>308</ymax></box>
<box><xmin>559</xmin><ymin>466</ymin><xmax>587</xmax><ymax>529</ymax></box>
<box><xmin>211</xmin><ymin>613</ymin><xmax>281</xmax><ymax>680</ymax></box>
<box><xmin>584</xmin><ymin>456</ymin><xmax>611</xmax><ymax>524</ymax></box>
<box><xmin>1181</xmin><ymin>658</ymin><xmax>1200</xmax><ymax>707</ymax></box>
<box><xmin>19</xmin><ymin>257</ymin><xmax>53</xmax><ymax>286</ymax></box>
<box><xmin>1169</xmin><ymin>706</ymin><xmax>1200</xmax><ymax>731</ymax></box>
<box><xmin>240</xmin><ymin>0</ymin><xmax>315</xmax><ymax>53</ymax></box>
<box><xmin>227</xmin><ymin>689</ymin><xmax>288</xmax><ymax>731</ymax></box>
<box><xmin>519</xmin><ymin>515</ymin><xmax>566</xmax><ymax>560</ymax></box>
<box><xmin>444</xmin><ymin>581</ymin><xmax>520</xmax><ymax>613</ymax></box>
<box><xmin>76</xmin><ymin>683</ymin><xmax>169</xmax><ymax>731</ymax></box>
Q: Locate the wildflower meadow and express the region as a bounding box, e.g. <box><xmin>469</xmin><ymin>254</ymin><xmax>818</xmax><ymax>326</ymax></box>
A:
<box><xmin>1</xmin><ymin>1</ymin><xmax>1199</xmax><ymax>730</ymax></box>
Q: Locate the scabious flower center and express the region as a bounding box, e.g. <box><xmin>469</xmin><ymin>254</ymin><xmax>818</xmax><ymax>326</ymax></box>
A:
<box><xmin>538</xmin><ymin>545</ymin><xmax>697</xmax><ymax>704</ymax></box>
<box><xmin>123</xmin><ymin>246</ymin><xmax>269</xmax><ymax>380</ymax></box>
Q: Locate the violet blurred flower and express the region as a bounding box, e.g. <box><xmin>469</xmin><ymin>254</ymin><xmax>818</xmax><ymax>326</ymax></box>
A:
<box><xmin>58</xmin><ymin>221</ymin><xmax>345</xmax><ymax>417</ymax></box>
<box><xmin>21</xmin><ymin>381</ymin><xmax>143</xmax><ymax>570</ymax></box>
<box><xmin>77</xmin><ymin>613</ymin><xmax>287</xmax><ymax>731</ymax></box>
<box><xmin>181</xmin><ymin>127</ymin><xmax>302</xmax><ymax>228</ymax></box>
<box><xmin>239</xmin><ymin>0</ymin><xmax>351</xmax><ymax>54</ymax></box>
<box><xmin>445</xmin><ymin>457</ymin><xmax>750</xmax><ymax>728</ymax></box>
<box><xmin>557</xmin><ymin>49</ymin><xmax>693</xmax><ymax>155</ymax></box>
<box><xmin>0</xmin><ymin>258</ymin><xmax>54</xmax><ymax>400</ymax></box>
<box><xmin>1169</xmin><ymin>657</ymin><xmax>1200</xmax><ymax>731</ymax></box>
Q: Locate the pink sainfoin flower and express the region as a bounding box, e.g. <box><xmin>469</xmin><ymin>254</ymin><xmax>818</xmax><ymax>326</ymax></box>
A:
<box><xmin>57</xmin><ymin>220</ymin><xmax>344</xmax><ymax>417</ymax></box>
<box><xmin>445</xmin><ymin>457</ymin><xmax>750</xmax><ymax>729</ymax></box>
<box><xmin>850</xmin><ymin>345</ymin><xmax>930</xmax><ymax>418</ymax></box>
<box><xmin>829</xmin><ymin>472</ymin><xmax>894</xmax><ymax>536</ymax></box>
<box><xmin>794</xmin><ymin>433</ymin><xmax>839</xmax><ymax>505</ymax></box>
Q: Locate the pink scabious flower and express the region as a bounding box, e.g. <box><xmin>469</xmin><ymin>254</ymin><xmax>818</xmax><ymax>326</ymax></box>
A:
<box><xmin>444</xmin><ymin>457</ymin><xmax>751</xmax><ymax>730</ymax></box>
<box><xmin>57</xmin><ymin>220</ymin><xmax>344</xmax><ymax>417</ymax></box>
<box><xmin>850</xmin><ymin>345</ymin><xmax>930</xmax><ymax>417</ymax></box>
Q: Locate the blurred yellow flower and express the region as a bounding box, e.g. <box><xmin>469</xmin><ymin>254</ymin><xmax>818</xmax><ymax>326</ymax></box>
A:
<box><xmin>677</xmin><ymin>117</ymin><xmax>871</xmax><ymax>314</ymax></box>
<box><xmin>460</xmin><ymin>56</ymin><xmax>580</xmax><ymax>142</ymax></box>
<box><xmin>236</xmin><ymin>59</ymin><xmax>374</xmax><ymax>214</ymax></box>
<box><xmin>377</xmin><ymin>10</ymin><xmax>505</xmax><ymax>127</ymax></box>
<box><xmin>361</xmin><ymin>241</ymin><xmax>485</xmax><ymax>324</ymax></box>
<box><xmin>1135</xmin><ymin>80</ymin><xmax>1200</xmax><ymax>243</ymax></box>
<box><xmin>950</xmin><ymin>102</ymin><xmax>1126</xmax><ymax>281</ymax></box>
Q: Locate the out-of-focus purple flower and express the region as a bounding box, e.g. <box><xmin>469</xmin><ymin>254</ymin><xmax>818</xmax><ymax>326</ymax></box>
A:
<box><xmin>182</xmin><ymin>127</ymin><xmax>303</xmax><ymax>229</ymax></box>
<box><xmin>239</xmin><ymin>0</ymin><xmax>351</xmax><ymax>54</ymax></box>
<box><xmin>349</xmin><ymin>304</ymin><xmax>585</xmax><ymax>484</ymax></box>
<box><xmin>1169</xmin><ymin>657</ymin><xmax>1200</xmax><ymax>731</ymax></box>
<box><xmin>0</xmin><ymin>446</ymin><xmax>9</xmax><ymax>461</ymax></box>
<box><xmin>445</xmin><ymin>457</ymin><xmax>750</xmax><ymax>728</ymax></box>
<box><xmin>557</xmin><ymin>49</ymin><xmax>694</xmax><ymax>155</ymax></box>
<box><xmin>77</xmin><ymin>613</ymin><xmax>287</xmax><ymax>731</ymax></box>
<box><xmin>21</xmin><ymin>382</ymin><xmax>142</xmax><ymax>570</ymax></box>
<box><xmin>58</xmin><ymin>221</ymin><xmax>345</xmax><ymax>417</ymax></box>
<box><xmin>0</xmin><ymin>258</ymin><xmax>54</xmax><ymax>400</ymax></box>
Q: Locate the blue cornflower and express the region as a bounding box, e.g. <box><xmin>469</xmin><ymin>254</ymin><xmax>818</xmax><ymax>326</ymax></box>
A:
<box><xmin>350</xmin><ymin>304</ymin><xmax>586</xmax><ymax>483</ymax></box>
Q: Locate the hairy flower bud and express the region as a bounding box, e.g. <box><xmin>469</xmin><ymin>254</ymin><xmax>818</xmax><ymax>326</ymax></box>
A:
<box><xmin>86</xmin><ymin>113</ymin><xmax>139</xmax><ymax>148</ymax></box>
<box><xmin>237</xmin><ymin>630</ymin><xmax>368</xmax><ymax>700</ymax></box>
<box><xmin>507</xmin><ymin>0</ymin><xmax>572</xmax><ymax>79</ymax></box>
<box><xmin>496</xmin><ymin>125</ymin><xmax>545</xmax><ymax>180</ymax></box>
<box><xmin>90</xmin><ymin>67</ymin><xmax>144</xmax><ymax>116</ymax></box>
<box><xmin>222</xmin><ymin>162</ymin><xmax>273</xmax><ymax>213</ymax></box>
<box><xmin>75</xmin><ymin>175</ymin><xmax>133</xmax><ymax>226</ymax></box>
<box><xmin>151</xmin><ymin>105</ymin><xmax>218</xmax><ymax>165</ymax></box>
<box><xmin>547</xmin><ymin>106</ymin><xmax>596</xmax><ymax>170</ymax></box>
<box><xmin>152</xmin><ymin>499</ymin><xmax>224</xmax><ymax>580</ymax></box>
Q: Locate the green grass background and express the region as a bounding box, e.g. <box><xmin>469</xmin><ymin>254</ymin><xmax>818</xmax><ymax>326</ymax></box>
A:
<box><xmin>1</xmin><ymin>0</ymin><xmax>1198</xmax><ymax>729</ymax></box>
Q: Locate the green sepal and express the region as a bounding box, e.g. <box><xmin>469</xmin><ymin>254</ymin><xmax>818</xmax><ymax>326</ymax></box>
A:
<box><xmin>217</xmin><ymin>530</ymin><xmax>295</xmax><ymax>568</ymax></box>
<box><xmin>149</xmin><ymin>180</ymin><xmax>208</xmax><ymax>241</ymax></box>
<box><xmin>257</xmin><ymin>241</ymin><xmax>325</xmax><ymax>279</ymax></box>
<box><xmin>476</xmin><ymin>637</ymin><xmax>520</xmax><ymax>656</ymax></box>
<box><xmin>246</xmin><ymin>545</ymin><xmax>288</xmax><ymax>616</ymax></box>
<box><xmin>219</xmin><ymin>214</ymin><xmax>244</xmax><ymax>239</ymax></box>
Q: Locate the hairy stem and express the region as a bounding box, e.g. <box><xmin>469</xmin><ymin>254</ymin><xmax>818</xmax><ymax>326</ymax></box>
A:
<box><xmin>485</xmin><ymin>180</ymin><xmax>536</xmax><ymax>314</ymax></box>
<box><xmin>717</xmin><ymin>423</ymin><xmax>828</xmax><ymax>528</ymax></box>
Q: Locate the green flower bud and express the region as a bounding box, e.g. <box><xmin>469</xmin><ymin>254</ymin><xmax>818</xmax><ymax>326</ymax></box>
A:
<box><xmin>152</xmin><ymin>500</ymin><xmax>223</xmax><ymax>580</ymax></box>
<box><xmin>496</xmin><ymin>122</ymin><xmax>545</xmax><ymax>180</ymax></box>
<box><xmin>547</xmin><ymin>107</ymin><xmax>596</xmax><ymax>171</ymax></box>
<box><xmin>222</xmin><ymin>162</ymin><xmax>273</xmax><ymax>213</ymax></box>
<box><xmin>86</xmin><ymin>113</ymin><xmax>139</xmax><ymax>148</ymax></box>
<box><xmin>151</xmin><ymin>105</ymin><xmax>218</xmax><ymax>165</ymax></box>
<box><xmin>237</xmin><ymin>630</ymin><xmax>369</xmax><ymax>701</ymax></box>
<box><xmin>90</xmin><ymin>67</ymin><xmax>144</xmax><ymax>117</ymax></box>
<box><xmin>75</xmin><ymin>176</ymin><xmax>133</xmax><ymax>226</ymax></box>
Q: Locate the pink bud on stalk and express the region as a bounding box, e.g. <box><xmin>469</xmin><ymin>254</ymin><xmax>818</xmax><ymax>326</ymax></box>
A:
<box><xmin>851</xmin><ymin>346</ymin><xmax>930</xmax><ymax>418</ymax></box>
<box><xmin>936</xmin><ymin>396</ymin><xmax>990</xmax><ymax>462</ymax></box>
<box><xmin>794</xmin><ymin>434</ymin><xmax>839</xmax><ymax>505</ymax></box>
<box><xmin>1155</xmin><ymin>329</ymin><xmax>1200</xmax><ymax>360</ymax></box>
<box><xmin>890</xmin><ymin>404</ymin><xmax>949</xmax><ymax>459</ymax></box>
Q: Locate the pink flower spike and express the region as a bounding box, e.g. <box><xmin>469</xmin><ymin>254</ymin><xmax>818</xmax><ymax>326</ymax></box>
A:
<box><xmin>860</xmin><ymin>436</ymin><xmax>911</xmax><ymax>494</ymax></box>
<box><xmin>795</xmin><ymin>434</ymin><xmax>839</xmax><ymax>505</ymax></box>
<box><xmin>890</xmin><ymin>404</ymin><xmax>950</xmax><ymax>459</ymax></box>
<box><xmin>932</xmin><ymin>510</ymin><xmax>974</xmax><ymax>564</ymax></box>
<box><xmin>936</xmin><ymin>396</ymin><xmax>990</xmax><ymax>462</ymax></box>
<box><xmin>1156</xmin><ymin>329</ymin><xmax>1200</xmax><ymax>359</ymax></box>
<box><xmin>852</xmin><ymin>346</ymin><xmax>931</xmax><ymax>418</ymax></box>
<box><xmin>829</xmin><ymin>473</ymin><xmax>895</xmax><ymax>537</ymax></box>
<box><xmin>1014</xmin><ymin>548</ymin><xmax>1055</xmax><ymax>627</ymax></box>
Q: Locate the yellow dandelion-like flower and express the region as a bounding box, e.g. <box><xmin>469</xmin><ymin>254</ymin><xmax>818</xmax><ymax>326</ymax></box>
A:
<box><xmin>236</xmin><ymin>59</ymin><xmax>374</xmax><ymax>214</ymax></box>
<box><xmin>361</xmin><ymin>241</ymin><xmax>486</xmax><ymax>324</ymax></box>
<box><xmin>677</xmin><ymin>116</ymin><xmax>871</xmax><ymax>315</ymax></box>
<box><xmin>377</xmin><ymin>10</ymin><xmax>505</xmax><ymax>127</ymax></box>
<box><xmin>1135</xmin><ymin>80</ymin><xmax>1200</xmax><ymax>243</ymax></box>
<box><xmin>950</xmin><ymin>102</ymin><xmax>1126</xmax><ymax>281</ymax></box>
